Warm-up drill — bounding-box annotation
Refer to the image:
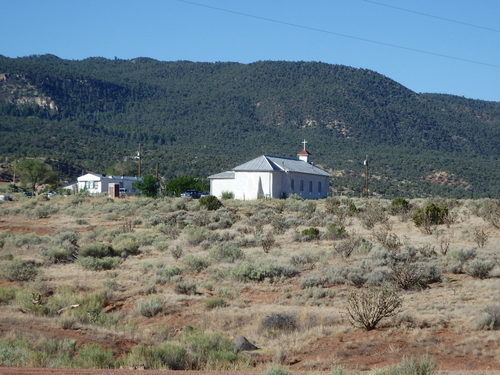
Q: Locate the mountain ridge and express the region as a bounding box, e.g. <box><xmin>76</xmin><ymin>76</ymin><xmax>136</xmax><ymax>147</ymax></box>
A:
<box><xmin>0</xmin><ymin>55</ymin><xmax>498</xmax><ymax>197</ymax></box>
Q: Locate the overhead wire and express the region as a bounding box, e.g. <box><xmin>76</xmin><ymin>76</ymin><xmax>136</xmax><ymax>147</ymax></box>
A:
<box><xmin>175</xmin><ymin>0</ymin><xmax>500</xmax><ymax>69</ymax></box>
<box><xmin>359</xmin><ymin>0</ymin><xmax>500</xmax><ymax>34</ymax></box>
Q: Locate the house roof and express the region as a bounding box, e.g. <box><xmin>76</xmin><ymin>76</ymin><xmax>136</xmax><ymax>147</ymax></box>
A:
<box><xmin>231</xmin><ymin>155</ymin><xmax>331</xmax><ymax>177</ymax></box>
<box><xmin>77</xmin><ymin>173</ymin><xmax>142</xmax><ymax>181</ymax></box>
<box><xmin>208</xmin><ymin>171</ymin><xmax>235</xmax><ymax>179</ymax></box>
<box><xmin>297</xmin><ymin>150</ymin><xmax>311</xmax><ymax>155</ymax></box>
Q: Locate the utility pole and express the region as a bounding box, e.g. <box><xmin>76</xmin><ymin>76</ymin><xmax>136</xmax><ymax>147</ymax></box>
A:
<box><xmin>363</xmin><ymin>154</ymin><xmax>369</xmax><ymax>198</ymax></box>
<box><xmin>137</xmin><ymin>143</ymin><xmax>142</xmax><ymax>178</ymax></box>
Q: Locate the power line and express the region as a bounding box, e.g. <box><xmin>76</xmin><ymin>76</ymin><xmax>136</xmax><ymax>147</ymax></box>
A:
<box><xmin>175</xmin><ymin>0</ymin><xmax>500</xmax><ymax>69</ymax></box>
<box><xmin>360</xmin><ymin>0</ymin><xmax>500</xmax><ymax>34</ymax></box>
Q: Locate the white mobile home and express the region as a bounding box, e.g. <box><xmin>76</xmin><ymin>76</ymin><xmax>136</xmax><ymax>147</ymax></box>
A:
<box><xmin>76</xmin><ymin>173</ymin><xmax>142</xmax><ymax>195</ymax></box>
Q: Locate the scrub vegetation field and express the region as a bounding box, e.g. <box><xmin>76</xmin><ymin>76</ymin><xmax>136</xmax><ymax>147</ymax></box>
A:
<box><xmin>0</xmin><ymin>193</ymin><xmax>498</xmax><ymax>374</ymax></box>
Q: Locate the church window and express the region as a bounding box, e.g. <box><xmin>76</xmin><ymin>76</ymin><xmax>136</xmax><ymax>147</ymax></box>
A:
<box><xmin>309</xmin><ymin>181</ymin><xmax>312</xmax><ymax>193</ymax></box>
<box><xmin>318</xmin><ymin>181</ymin><xmax>322</xmax><ymax>193</ymax></box>
<box><xmin>300</xmin><ymin>180</ymin><xmax>304</xmax><ymax>191</ymax></box>
<box><xmin>291</xmin><ymin>179</ymin><xmax>295</xmax><ymax>191</ymax></box>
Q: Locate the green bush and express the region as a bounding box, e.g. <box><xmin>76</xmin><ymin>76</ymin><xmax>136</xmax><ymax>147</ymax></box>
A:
<box><xmin>79</xmin><ymin>243</ymin><xmax>115</xmax><ymax>258</ymax></box>
<box><xmin>1</xmin><ymin>259</ymin><xmax>38</xmax><ymax>281</ymax></box>
<box><xmin>390</xmin><ymin>197</ymin><xmax>411</xmax><ymax>214</ymax></box>
<box><xmin>300</xmin><ymin>227</ymin><xmax>320</xmax><ymax>241</ymax></box>
<box><xmin>209</xmin><ymin>244</ymin><xmax>244</xmax><ymax>263</ymax></box>
<box><xmin>155</xmin><ymin>265</ymin><xmax>183</xmax><ymax>284</ymax></box>
<box><xmin>412</xmin><ymin>203</ymin><xmax>448</xmax><ymax>228</ymax></box>
<box><xmin>78</xmin><ymin>256</ymin><xmax>123</xmax><ymax>271</ymax></box>
<box><xmin>325</xmin><ymin>223</ymin><xmax>347</xmax><ymax>240</ymax></box>
<box><xmin>221</xmin><ymin>191</ymin><xmax>234</xmax><ymax>199</ymax></box>
<box><xmin>199</xmin><ymin>195</ymin><xmax>223</xmax><ymax>211</ymax></box>
<box><xmin>182</xmin><ymin>329</ymin><xmax>238</xmax><ymax>370</ymax></box>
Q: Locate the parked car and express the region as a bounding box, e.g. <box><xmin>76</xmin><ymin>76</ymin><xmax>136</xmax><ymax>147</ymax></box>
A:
<box><xmin>180</xmin><ymin>189</ymin><xmax>201</xmax><ymax>199</ymax></box>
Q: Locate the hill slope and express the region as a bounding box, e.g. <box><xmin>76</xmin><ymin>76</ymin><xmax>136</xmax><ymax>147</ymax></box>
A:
<box><xmin>0</xmin><ymin>55</ymin><xmax>499</xmax><ymax>197</ymax></box>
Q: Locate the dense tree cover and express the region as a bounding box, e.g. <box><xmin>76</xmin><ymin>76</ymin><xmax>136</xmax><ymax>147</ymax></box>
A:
<box><xmin>134</xmin><ymin>174</ymin><xmax>159</xmax><ymax>197</ymax></box>
<box><xmin>0</xmin><ymin>55</ymin><xmax>498</xmax><ymax>197</ymax></box>
<box><xmin>14</xmin><ymin>158</ymin><xmax>58</xmax><ymax>193</ymax></box>
<box><xmin>164</xmin><ymin>176</ymin><xmax>209</xmax><ymax>197</ymax></box>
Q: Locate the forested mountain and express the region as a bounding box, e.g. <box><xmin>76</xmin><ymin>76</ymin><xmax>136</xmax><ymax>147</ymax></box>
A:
<box><xmin>0</xmin><ymin>55</ymin><xmax>499</xmax><ymax>197</ymax></box>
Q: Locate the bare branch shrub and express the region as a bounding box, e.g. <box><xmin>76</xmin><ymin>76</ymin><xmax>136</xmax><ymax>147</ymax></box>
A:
<box><xmin>346</xmin><ymin>286</ymin><xmax>402</xmax><ymax>330</ymax></box>
<box><xmin>473</xmin><ymin>227</ymin><xmax>488</xmax><ymax>248</ymax></box>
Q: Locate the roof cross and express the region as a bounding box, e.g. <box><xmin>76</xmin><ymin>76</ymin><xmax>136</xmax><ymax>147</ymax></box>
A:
<box><xmin>302</xmin><ymin>139</ymin><xmax>308</xmax><ymax>151</ymax></box>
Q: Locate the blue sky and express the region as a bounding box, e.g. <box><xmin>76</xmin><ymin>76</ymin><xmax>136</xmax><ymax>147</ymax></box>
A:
<box><xmin>1</xmin><ymin>0</ymin><xmax>499</xmax><ymax>101</ymax></box>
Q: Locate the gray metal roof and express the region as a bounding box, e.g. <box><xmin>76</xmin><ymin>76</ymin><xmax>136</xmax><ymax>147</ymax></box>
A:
<box><xmin>232</xmin><ymin>155</ymin><xmax>331</xmax><ymax>177</ymax></box>
<box><xmin>208</xmin><ymin>171</ymin><xmax>235</xmax><ymax>179</ymax></box>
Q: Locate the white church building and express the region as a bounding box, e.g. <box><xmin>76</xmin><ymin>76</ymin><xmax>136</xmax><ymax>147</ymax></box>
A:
<box><xmin>208</xmin><ymin>142</ymin><xmax>331</xmax><ymax>200</ymax></box>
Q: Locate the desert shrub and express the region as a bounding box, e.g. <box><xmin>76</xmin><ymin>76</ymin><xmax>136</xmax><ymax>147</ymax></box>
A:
<box><xmin>79</xmin><ymin>243</ymin><xmax>115</xmax><ymax>258</ymax></box>
<box><xmin>324</xmin><ymin>197</ymin><xmax>341</xmax><ymax>214</ymax></box>
<box><xmin>475</xmin><ymin>199</ymin><xmax>500</xmax><ymax>228</ymax></box>
<box><xmin>209</xmin><ymin>244</ymin><xmax>244</xmax><ymax>263</ymax></box>
<box><xmin>199</xmin><ymin>195</ymin><xmax>223</xmax><ymax>211</ymax></box>
<box><xmin>333</xmin><ymin>237</ymin><xmax>357</xmax><ymax>257</ymax></box>
<box><xmin>412</xmin><ymin>203</ymin><xmax>449</xmax><ymax>232</ymax></box>
<box><xmin>371</xmin><ymin>355</ymin><xmax>435</xmax><ymax>375</ymax></box>
<box><xmin>372</xmin><ymin>230</ymin><xmax>402</xmax><ymax>252</ymax></box>
<box><xmin>262</xmin><ymin>366</ymin><xmax>290</xmax><ymax>375</ymax></box>
<box><xmin>174</xmin><ymin>280</ymin><xmax>197</xmax><ymax>295</ymax></box>
<box><xmin>473</xmin><ymin>305</ymin><xmax>500</xmax><ymax>330</ymax></box>
<box><xmin>359</xmin><ymin>202</ymin><xmax>388</xmax><ymax>229</ymax></box>
<box><xmin>391</xmin><ymin>261</ymin><xmax>440</xmax><ymax>290</ymax></box>
<box><xmin>260</xmin><ymin>231</ymin><xmax>276</xmax><ymax>253</ymax></box>
<box><xmin>155</xmin><ymin>266</ymin><xmax>183</xmax><ymax>285</ymax></box>
<box><xmin>299</xmin><ymin>227</ymin><xmax>320</xmax><ymax>241</ymax></box>
<box><xmin>464</xmin><ymin>258</ymin><xmax>495</xmax><ymax>279</ymax></box>
<box><xmin>346</xmin><ymin>286</ymin><xmax>402</xmax><ymax>330</ymax></box>
<box><xmin>271</xmin><ymin>215</ymin><xmax>289</xmax><ymax>235</ymax></box>
<box><xmin>137</xmin><ymin>296</ymin><xmax>165</xmax><ymax>317</ymax></box>
<box><xmin>472</xmin><ymin>227</ymin><xmax>489</xmax><ymax>248</ymax></box>
<box><xmin>205</xmin><ymin>297</ymin><xmax>228</xmax><ymax>310</ymax></box>
<box><xmin>260</xmin><ymin>312</ymin><xmax>298</xmax><ymax>332</ymax></box>
<box><xmin>182</xmin><ymin>255</ymin><xmax>210</xmax><ymax>272</ymax></box>
<box><xmin>183</xmin><ymin>329</ymin><xmax>238</xmax><ymax>370</ymax></box>
<box><xmin>390</xmin><ymin>197</ymin><xmax>411</xmax><ymax>215</ymax></box>
<box><xmin>0</xmin><ymin>287</ymin><xmax>16</xmax><ymax>304</ymax></box>
<box><xmin>41</xmin><ymin>247</ymin><xmax>74</xmax><ymax>264</ymax></box>
<box><xmin>446</xmin><ymin>248</ymin><xmax>477</xmax><ymax>274</ymax></box>
<box><xmin>324</xmin><ymin>222</ymin><xmax>347</xmax><ymax>240</ymax></box>
<box><xmin>73</xmin><ymin>343</ymin><xmax>114</xmax><ymax>368</ymax></box>
<box><xmin>123</xmin><ymin>343</ymin><xmax>189</xmax><ymax>370</ymax></box>
<box><xmin>346</xmin><ymin>267</ymin><xmax>367</xmax><ymax>287</ymax></box>
<box><xmin>112</xmin><ymin>236</ymin><xmax>140</xmax><ymax>257</ymax></box>
<box><xmin>170</xmin><ymin>245</ymin><xmax>183</xmax><ymax>259</ymax></box>
<box><xmin>289</xmin><ymin>252</ymin><xmax>318</xmax><ymax>269</ymax></box>
<box><xmin>221</xmin><ymin>191</ymin><xmax>234</xmax><ymax>199</ymax></box>
<box><xmin>0</xmin><ymin>337</ymin><xmax>76</xmax><ymax>367</ymax></box>
<box><xmin>78</xmin><ymin>256</ymin><xmax>123</xmax><ymax>271</ymax></box>
<box><xmin>183</xmin><ymin>226</ymin><xmax>212</xmax><ymax>246</ymax></box>
<box><xmin>232</xmin><ymin>262</ymin><xmax>299</xmax><ymax>283</ymax></box>
<box><xmin>1</xmin><ymin>259</ymin><xmax>38</xmax><ymax>281</ymax></box>
<box><xmin>31</xmin><ymin>204</ymin><xmax>58</xmax><ymax>219</ymax></box>
<box><xmin>52</xmin><ymin>230</ymin><xmax>79</xmax><ymax>250</ymax></box>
